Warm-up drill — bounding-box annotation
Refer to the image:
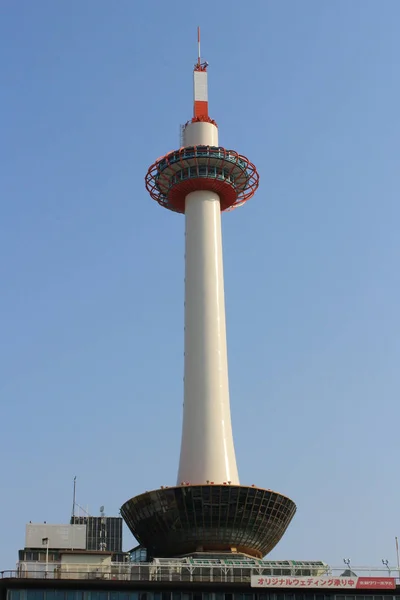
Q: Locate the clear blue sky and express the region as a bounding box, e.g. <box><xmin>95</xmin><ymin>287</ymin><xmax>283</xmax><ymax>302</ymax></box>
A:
<box><xmin>1</xmin><ymin>0</ymin><xmax>399</xmax><ymax>571</ymax></box>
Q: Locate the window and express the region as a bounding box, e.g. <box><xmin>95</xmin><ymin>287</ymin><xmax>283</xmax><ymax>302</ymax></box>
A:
<box><xmin>54</xmin><ymin>591</ymin><xmax>66</xmax><ymax>600</ymax></box>
<box><xmin>27</xmin><ymin>592</ymin><xmax>44</xmax><ymax>600</ymax></box>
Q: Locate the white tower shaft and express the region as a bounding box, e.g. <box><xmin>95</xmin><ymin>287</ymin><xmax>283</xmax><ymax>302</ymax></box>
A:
<box><xmin>177</xmin><ymin>121</ymin><xmax>240</xmax><ymax>485</ymax></box>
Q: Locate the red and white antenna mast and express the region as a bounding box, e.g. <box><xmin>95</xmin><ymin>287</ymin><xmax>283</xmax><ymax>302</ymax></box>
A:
<box><xmin>193</xmin><ymin>27</ymin><xmax>209</xmax><ymax>121</ymax></box>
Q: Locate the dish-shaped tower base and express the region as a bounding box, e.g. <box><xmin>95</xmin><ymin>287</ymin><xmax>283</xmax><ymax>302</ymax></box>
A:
<box><xmin>121</xmin><ymin>484</ymin><xmax>296</xmax><ymax>559</ymax></box>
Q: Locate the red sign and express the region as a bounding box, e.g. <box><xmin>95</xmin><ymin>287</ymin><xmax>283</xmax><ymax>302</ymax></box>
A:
<box><xmin>356</xmin><ymin>578</ymin><xmax>396</xmax><ymax>589</ymax></box>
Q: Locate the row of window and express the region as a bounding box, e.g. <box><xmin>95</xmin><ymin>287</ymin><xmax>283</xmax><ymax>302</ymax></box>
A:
<box><xmin>21</xmin><ymin>554</ymin><xmax>60</xmax><ymax>562</ymax></box>
<box><xmin>158</xmin><ymin>149</ymin><xmax>247</xmax><ymax>171</ymax></box>
<box><xmin>7</xmin><ymin>591</ymin><xmax>400</xmax><ymax>600</ymax></box>
<box><xmin>168</xmin><ymin>166</ymin><xmax>241</xmax><ymax>187</ymax></box>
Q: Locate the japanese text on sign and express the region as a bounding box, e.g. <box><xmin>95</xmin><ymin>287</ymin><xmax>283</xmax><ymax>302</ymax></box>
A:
<box><xmin>250</xmin><ymin>576</ymin><xmax>396</xmax><ymax>590</ymax></box>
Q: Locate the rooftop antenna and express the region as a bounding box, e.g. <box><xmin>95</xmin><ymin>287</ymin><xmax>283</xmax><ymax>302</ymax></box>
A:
<box><xmin>99</xmin><ymin>506</ymin><xmax>106</xmax><ymax>551</ymax></box>
<box><xmin>74</xmin><ymin>502</ymin><xmax>90</xmax><ymax>517</ymax></box>
<box><xmin>71</xmin><ymin>476</ymin><xmax>77</xmax><ymax>520</ymax></box>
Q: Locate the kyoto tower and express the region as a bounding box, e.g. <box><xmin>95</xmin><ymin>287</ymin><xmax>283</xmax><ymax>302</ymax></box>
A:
<box><xmin>121</xmin><ymin>30</ymin><xmax>296</xmax><ymax>558</ymax></box>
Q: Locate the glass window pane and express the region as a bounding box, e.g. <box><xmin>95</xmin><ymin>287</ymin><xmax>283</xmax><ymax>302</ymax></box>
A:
<box><xmin>54</xmin><ymin>591</ymin><xmax>65</xmax><ymax>600</ymax></box>
<box><xmin>27</xmin><ymin>592</ymin><xmax>44</xmax><ymax>600</ymax></box>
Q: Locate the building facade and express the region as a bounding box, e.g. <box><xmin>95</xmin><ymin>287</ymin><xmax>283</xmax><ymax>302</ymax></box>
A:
<box><xmin>1</xmin><ymin>567</ymin><xmax>399</xmax><ymax>600</ymax></box>
<box><xmin>70</xmin><ymin>518</ymin><xmax>122</xmax><ymax>554</ymax></box>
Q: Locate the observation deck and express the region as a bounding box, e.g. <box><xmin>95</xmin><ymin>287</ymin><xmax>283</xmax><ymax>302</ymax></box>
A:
<box><xmin>145</xmin><ymin>146</ymin><xmax>259</xmax><ymax>213</ymax></box>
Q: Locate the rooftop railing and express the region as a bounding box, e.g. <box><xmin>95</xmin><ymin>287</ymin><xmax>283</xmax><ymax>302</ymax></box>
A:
<box><xmin>1</xmin><ymin>563</ymin><xmax>400</xmax><ymax>585</ymax></box>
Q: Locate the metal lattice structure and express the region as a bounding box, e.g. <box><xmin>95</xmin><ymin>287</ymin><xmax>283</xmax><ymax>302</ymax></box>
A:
<box><xmin>145</xmin><ymin>146</ymin><xmax>259</xmax><ymax>214</ymax></box>
<box><xmin>121</xmin><ymin>485</ymin><xmax>296</xmax><ymax>559</ymax></box>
